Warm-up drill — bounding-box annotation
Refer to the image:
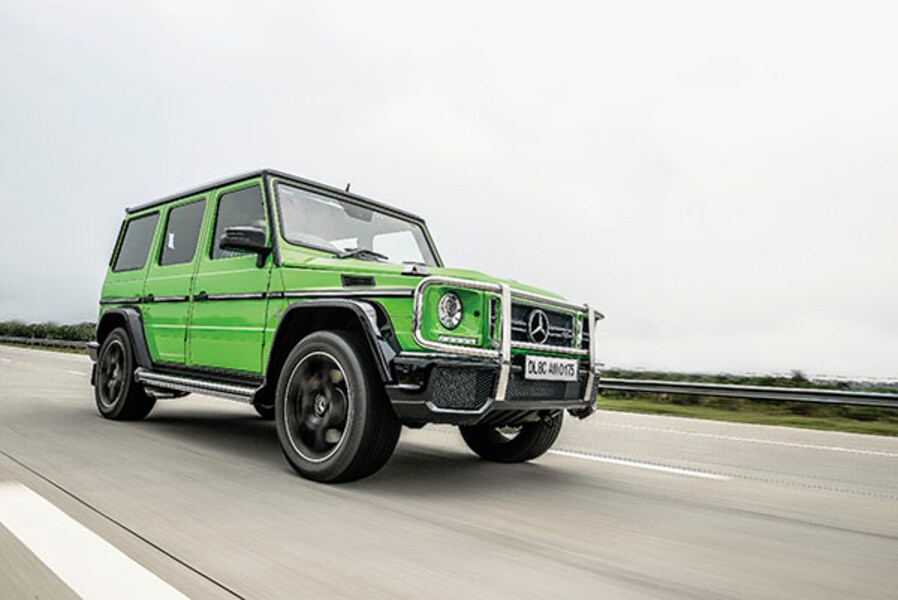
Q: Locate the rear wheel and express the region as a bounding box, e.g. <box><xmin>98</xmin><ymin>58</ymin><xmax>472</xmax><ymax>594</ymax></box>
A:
<box><xmin>275</xmin><ymin>331</ymin><xmax>400</xmax><ymax>483</ymax></box>
<box><xmin>459</xmin><ymin>413</ymin><xmax>563</xmax><ymax>463</ymax></box>
<box><xmin>94</xmin><ymin>328</ymin><xmax>155</xmax><ymax>421</ymax></box>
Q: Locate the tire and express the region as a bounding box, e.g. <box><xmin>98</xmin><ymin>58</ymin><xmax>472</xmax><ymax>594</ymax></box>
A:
<box><xmin>275</xmin><ymin>331</ymin><xmax>400</xmax><ymax>483</ymax></box>
<box><xmin>459</xmin><ymin>413</ymin><xmax>563</xmax><ymax>463</ymax></box>
<box><xmin>254</xmin><ymin>401</ymin><xmax>275</xmax><ymax>420</ymax></box>
<box><xmin>94</xmin><ymin>327</ymin><xmax>156</xmax><ymax>421</ymax></box>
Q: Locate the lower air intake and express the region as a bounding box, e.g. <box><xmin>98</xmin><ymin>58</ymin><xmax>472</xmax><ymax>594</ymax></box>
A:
<box><xmin>429</xmin><ymin>368</ymin><xmax>496</xmax><ymax>410</ymax></box>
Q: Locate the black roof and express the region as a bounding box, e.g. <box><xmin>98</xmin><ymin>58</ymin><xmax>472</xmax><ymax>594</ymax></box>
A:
<box><xmin>126</xmin><ymin>168</ymin><xmax>425</xmax><ymax>222</ymax></box>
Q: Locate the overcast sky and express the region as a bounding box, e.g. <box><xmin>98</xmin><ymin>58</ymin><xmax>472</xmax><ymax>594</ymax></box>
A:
<box><xmin>1</xmin><ymin>1</ymin><xmax>896</xmax><ymax>378</ymax></box>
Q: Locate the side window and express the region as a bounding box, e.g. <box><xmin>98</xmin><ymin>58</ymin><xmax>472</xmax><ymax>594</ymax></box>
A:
<box><xmin>113</xmin><ymin>213</ymin><xmax>160</xmax><ymax>272</ymax></box>
<box><xmin>160</xmin><ymin>200</ymin><xmax>206</xmax><ymax>266</ymax></box>
<box><xmin>212</xmin><ymin>186</ymin><xmax>266</xmax><ymax>259</ymax></box>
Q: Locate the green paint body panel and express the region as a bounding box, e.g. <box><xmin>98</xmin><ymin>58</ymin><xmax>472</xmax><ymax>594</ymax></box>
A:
<box><xmin>187</xmin><ymin>179</ymin><xmax>272</xmax><ymax>373</ymax></box>
<box><xmin>142</xmin><ymin>193</ymin><xmax>208</xmax><ymax>364</ymax></box>
<box><xmin>98</xmin><ymin>171</ymin><xmax>585</xmax><ymax>378</ymax></box>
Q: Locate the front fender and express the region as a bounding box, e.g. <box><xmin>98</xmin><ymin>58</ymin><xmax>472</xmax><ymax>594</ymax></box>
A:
<box><xmin>268</xmin><ymin>299</ymin><xmax>398</xmax><ymax>383</ymax></box>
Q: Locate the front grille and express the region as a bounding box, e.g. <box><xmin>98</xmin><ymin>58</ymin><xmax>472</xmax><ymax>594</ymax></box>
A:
<box><xmin>429</xmin><ymin>368</ymin><xmax>496</xmax><ymax>410</ymax></box>
<box><xmin>505</xmin><ymin>374</ymin><xmax>587</xmax><ymax>401</ymax></box>
<box><xmin>511</xmin><ymin>304</ymin><xmax>575</xmax><ymax>348</ymax></box>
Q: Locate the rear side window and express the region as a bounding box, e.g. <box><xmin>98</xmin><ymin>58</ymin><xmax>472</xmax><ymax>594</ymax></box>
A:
<box><xmin>113</xmin><ymin>213</ymin><xmax>160</xmax><ymax>272</ymax></box>
<box><xmin>212</xmin><ymin>186</ymin><xmax>266</xmax><ymax>259</ymax></box>
<box><xmin>160</xmin><ymin>200</ymin><xmax>206</xmax><ymax>266</ymax></box>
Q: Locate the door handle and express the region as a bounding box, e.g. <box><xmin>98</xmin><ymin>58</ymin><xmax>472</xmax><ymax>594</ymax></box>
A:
<box><xmin>194</xmin><ymin>291</ymin><xmax>208</xmax><ymax>302</ymax></box>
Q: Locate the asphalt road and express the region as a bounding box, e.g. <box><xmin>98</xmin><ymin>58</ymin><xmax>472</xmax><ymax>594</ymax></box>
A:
<box><xmin>1</xmin><ymin>344</ymin><xmax>897</xmax><ymax>599</ymax></box>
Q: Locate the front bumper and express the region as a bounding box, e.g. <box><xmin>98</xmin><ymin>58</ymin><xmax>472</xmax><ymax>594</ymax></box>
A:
<box><xmin>387</xmin><ymin>277</ymin><xmax>601</xmax><ymax>426</ymax></box>
<box><xmin>386</xmin><ymin>353</ymin><xmax>595</xmax><ymax>426</ymax></box>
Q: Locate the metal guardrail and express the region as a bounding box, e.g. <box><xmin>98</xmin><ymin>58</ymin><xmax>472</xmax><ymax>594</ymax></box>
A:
<box><xmin>0</xmin><ymin>336</ymin><xmax>89</xmax><ymax>349</ymax></box>
<box><xmin>598</xmin><ymin>378</ymin><xmax>898</xmax><ymax>409</ymax></box>
<box><xmin>3</xmin><ymin>335</ymin><xmax>896</xmax><ymax>409</ymax></box>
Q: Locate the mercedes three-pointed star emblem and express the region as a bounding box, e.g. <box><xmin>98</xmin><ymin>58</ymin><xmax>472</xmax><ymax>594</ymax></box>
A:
<box><xmin>527</xmin><ymin>309</ymin><xmax>550</xmax><ymax>344</ymax></box>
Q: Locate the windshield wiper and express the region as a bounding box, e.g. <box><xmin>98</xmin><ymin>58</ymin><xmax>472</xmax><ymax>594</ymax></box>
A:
<box><xmin>335</xmin><ymin>247</ymin><xmax>390</xmax><ymax>262</ymax></box>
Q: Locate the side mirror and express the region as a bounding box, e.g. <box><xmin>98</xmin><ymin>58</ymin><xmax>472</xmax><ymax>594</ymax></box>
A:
<box><xmin>219</xmin><ymin>226</ymin><xmax>271</xmax><ymax>266</ymax></box>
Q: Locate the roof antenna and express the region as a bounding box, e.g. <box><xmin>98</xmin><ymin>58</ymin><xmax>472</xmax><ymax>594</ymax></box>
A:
<box><xmin>345</xmin><ymin>182</ymin><xmax>351</xmax><ymax>192</ymax></box>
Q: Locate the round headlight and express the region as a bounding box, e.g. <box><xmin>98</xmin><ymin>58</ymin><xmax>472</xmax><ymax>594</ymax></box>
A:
<box><xmin>438</xmin><ymin>292</ymin><xmax>463</xmax><ymax>330</ymax></box>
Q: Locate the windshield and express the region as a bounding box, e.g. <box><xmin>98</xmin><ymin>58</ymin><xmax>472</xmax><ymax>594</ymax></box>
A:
<box><xmin>276</xmin><ymin>183</ymin><xmax>439</xmax><ymax>266</ymax></box>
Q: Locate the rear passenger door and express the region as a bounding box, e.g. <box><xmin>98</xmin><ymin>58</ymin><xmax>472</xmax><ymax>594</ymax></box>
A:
<box><xmin>188</xmin><ymin>180</ymin><xmax>272</xmax><ymax>374</ymax></box>
<box><xmin>142</xmin><ymin>196</ymin><xmax>208</xmax><ymax>365</ymax></box>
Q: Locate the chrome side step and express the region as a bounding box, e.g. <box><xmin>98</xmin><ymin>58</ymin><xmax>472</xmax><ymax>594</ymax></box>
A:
<box><xmin>133</xmin><ymin>368</ymin><xmax>258</xmax><ymax>403</ymax></box>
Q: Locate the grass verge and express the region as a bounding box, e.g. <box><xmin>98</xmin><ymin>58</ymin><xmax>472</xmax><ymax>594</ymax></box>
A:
<box><xmin>598</xmin><ymin>395</ymin><xmax>898</xmax><ymax>437</ymax></box>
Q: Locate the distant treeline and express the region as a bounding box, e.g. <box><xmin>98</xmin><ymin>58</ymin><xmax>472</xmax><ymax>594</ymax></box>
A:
<box><xmin>0</xmin><ymin>320</ymin><xmax>96</xmax><ymax>342</ymax></box>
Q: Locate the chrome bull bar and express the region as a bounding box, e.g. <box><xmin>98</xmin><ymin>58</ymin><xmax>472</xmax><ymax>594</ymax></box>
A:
<box><xmin>411</xmin><ymin>276</ymin><xmax>601</xmax><ymax>402</ymax></box>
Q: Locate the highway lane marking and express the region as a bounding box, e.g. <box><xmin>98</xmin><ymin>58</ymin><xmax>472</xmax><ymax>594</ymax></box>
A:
<box><xmin>0</xmin><ymin>357</ymin><xmax>11</xmax><ymax>363</ymax></box>
<box><xmin>0</xmin><ymin>482</ymin><xmax>188</xmax><ymax>600</ymax></box>
<box><xmin>595</xmin><ymin>422</ymin><xmax>898</xmax><ymax>458</ymax></box>
<box><xmin>64</xmin><ymin>370</ymin><xmax>88</xmax><ymax>376</ymax></box>
<box><xmin>548</xmin><ymin>450</ymin><xmax>731</xmax><ymax>480</ymax></box>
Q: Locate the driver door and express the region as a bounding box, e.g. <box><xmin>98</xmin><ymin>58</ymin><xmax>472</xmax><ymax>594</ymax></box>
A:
<box><xmin>187</xmin><ymin>179</ymin><xmax>273</xmax><ymax>374</ymax></box>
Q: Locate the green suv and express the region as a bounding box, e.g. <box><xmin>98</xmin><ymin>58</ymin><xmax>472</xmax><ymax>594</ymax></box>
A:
<box><xmin>90</xmin><ymin>169</ymin><xmax>602</xmax><ymax>482</ymax></box>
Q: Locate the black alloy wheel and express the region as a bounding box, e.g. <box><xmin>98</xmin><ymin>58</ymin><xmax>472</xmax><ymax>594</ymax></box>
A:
<box><xmin>275</xmin><ymin>331</ymin><xmax>400</xmax><ymax>483</ymax></box>
<box><xmin>94</xmin><ymin>327</ymin><xmax>155</xmax><ymax>421</ymax></box>
<box><xmin>283</xmin><ymin>351</ymin><xmax>352</xmax><ymax>461</ymax></box>
<box><xmin>459</xmin><ymin>413</ymin><xmax>563</xmax><ymax>463</ymax></box>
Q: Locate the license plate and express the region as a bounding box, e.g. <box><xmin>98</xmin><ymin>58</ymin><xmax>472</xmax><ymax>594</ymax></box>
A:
<box><xmin>523</xmin><ymin>355</ymin><xmax>579</xmax><ymax>382</ymax></box>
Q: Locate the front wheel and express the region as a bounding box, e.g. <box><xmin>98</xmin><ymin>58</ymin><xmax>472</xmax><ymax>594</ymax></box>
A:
<box><xmin>275</xmin><ymin>331</ymin><xmax>400</xmax><ymax>483</ymax></box>
<box><xmin>459</xmin><ymin>414</ymin><xmax>563</xmax><ymax>463</ymax></box>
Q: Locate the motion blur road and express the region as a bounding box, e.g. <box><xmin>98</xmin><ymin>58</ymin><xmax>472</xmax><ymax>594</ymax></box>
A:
<box><xmin>1</xmin><ymin>344</ymin><xmax>897</xmax><ymax>599</ymax></box>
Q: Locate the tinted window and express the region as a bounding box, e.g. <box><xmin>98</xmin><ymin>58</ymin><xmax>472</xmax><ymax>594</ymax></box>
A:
<box><xmin>160</xmin><ymin>200</ymin><xmax>206</xmax><ymax>266</ymax></box>
<box><xmin>113</xmin><ymin>213</ymin><xmax>159</xmax><ymax>272</ymax></box>
<box><xmin>212</xmin><ymin>186</ymin><xmax>266</xmax><ymax>259</ymax></box>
